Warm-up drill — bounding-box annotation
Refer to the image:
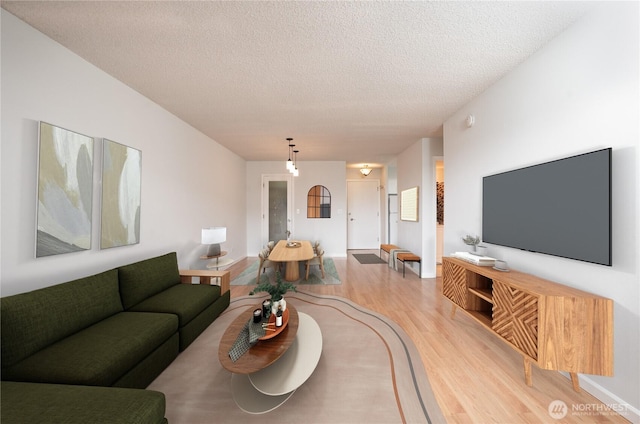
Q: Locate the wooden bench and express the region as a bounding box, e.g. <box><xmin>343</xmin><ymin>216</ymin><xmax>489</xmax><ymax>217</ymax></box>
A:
<box><xmin>396</xmin><ymin>253</ymin><xmax>421</xmax><ymax>278</ymax></box>
<box><xmin>379</xmin><ymin>244</ymin><xmax>399</xmax><ymax>259</ymax></box>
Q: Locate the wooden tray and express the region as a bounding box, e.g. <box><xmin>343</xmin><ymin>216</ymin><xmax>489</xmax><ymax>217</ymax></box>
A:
<box><xmin>258</xmin><ymin>308</ymin><xmax>289</xmax><ymax>340</ymax></box>
<box><xmin>286</xmin><ymin>241</ymin><xmax>301</xmax><ymax>248</ymax></box>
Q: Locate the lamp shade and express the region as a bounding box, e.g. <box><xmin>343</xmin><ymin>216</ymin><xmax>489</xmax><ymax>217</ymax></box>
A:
<box><xmin>202</xmin><ymin>227</ymin><xmax>226</xmax><ymax>244</ymax></box>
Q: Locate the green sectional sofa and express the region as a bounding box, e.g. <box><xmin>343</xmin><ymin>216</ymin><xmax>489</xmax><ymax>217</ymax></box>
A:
<box><xmin>1</xmin><ymin>381</ymin><xmax>168</xmax><ymax>424</ymax></box>
<box><xmin>1</xmin><ymin>252</ymin><xmax>230</xmax><ymax>423</ymax></box>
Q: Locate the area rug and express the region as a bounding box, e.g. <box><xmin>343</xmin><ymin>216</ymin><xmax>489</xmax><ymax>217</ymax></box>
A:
<box><xmin>353</xmin><ymin>253</ymin><xmax>387</xmax><ymax>264</ymax></box>
<box><xmin>148</xmin><ymin>292</ymin><xmax>445</xmax><ymax>424</ymax></box>
<box><xmin>231</xmin><ymin>258</ymin><xmax>340</xmax><ymax>285</ymax></box>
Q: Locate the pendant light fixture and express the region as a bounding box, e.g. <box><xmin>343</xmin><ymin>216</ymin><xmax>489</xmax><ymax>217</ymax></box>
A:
<box><xmin>284</xmin><ymin>137</ymin><xmax>300</xmax><ymax>176</ymax></box>
<box><xmin>285</xmin><ymin>138</ymin><xmax>294</xmax><ymax>172</ymax></box>
<box><xmin>292</xmin><ymin>149</ymin><xmax>299</xmax><ymax>177</ymax></box>
<box><xmin>360</xmin><ymin>164</ymin><xmax>372</xmax><ymax>176</ymax></box>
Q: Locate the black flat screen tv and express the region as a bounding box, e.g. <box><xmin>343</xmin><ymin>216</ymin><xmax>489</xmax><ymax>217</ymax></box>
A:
<box><xmin>482</xmin><ymin>148</ymin><xmax>612</xmax><ymax>266</ymax></box>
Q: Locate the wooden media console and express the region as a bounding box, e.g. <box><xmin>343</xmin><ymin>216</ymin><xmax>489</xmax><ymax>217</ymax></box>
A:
<box><xmin>442</xmin><ymin>257</ymin><xmax>613</xmax><ymax>391</ymax></box>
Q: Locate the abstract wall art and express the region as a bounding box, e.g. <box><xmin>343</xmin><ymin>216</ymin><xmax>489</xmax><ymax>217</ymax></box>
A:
<box><xmin>437</xmin><ymin>182</ymin><xmax>444</xmax><ymax>225</ymax></box>
<box><xmin>36</xmin><ymin>122</ymin><xmax>94</xmax><ymax>257</ymax></box>
<box><xmin>100</xmin><ymin>139</ymin><xmax>141</xmax><ymax>249</ymax></box>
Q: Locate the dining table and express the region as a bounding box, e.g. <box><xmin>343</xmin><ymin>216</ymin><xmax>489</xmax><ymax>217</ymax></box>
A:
<box><xmin>267</xmin><ymin>240</ymin><xmax>315</xmax><ymax>281</ymax></box>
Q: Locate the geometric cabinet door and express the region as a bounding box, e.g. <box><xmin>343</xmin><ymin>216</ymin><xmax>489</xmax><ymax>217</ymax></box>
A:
<box><xmin>492</xmin><ymin>280</ymin><xmax>539</xmax><ymax>360</ymax></box>
<box><xmin>442</xmin><ymin>260</ymin><xmax>468</xmax><ymax>308</ymax></box>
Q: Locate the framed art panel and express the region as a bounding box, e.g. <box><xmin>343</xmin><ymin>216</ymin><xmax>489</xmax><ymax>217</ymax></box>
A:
<box><xmin>36</xmin><ymin>122</ymin><xmax>94</xmax><ymax>257</ymax></box>
<box><xmin>401</xmin><ymin>186</ymin><xmax>419</xmax><ymax>222</ymax></box>
<box><xmin>437</xmin><ymin>182</ymin><xmax>444</xmax><ymax>225</ymax></box>
<box><xmin>101</xmin><ymin>139</ymin><xmax>141</xmax><ymax>249</ymax></box>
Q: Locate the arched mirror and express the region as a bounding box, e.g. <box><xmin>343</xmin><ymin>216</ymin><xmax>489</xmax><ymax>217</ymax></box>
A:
<box><xmin>307</xmin><ymin>185</ymin><xmax>331</xmax><ymax>218</ymax></box>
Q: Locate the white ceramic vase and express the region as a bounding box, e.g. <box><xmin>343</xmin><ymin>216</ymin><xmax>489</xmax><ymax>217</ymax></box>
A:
<box><xmin>271</xmin><ymin>297</ymin><xmax>286</xmax><ymax>314</ymax></box>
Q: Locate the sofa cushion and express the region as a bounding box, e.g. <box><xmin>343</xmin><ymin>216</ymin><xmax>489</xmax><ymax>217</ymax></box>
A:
<box><xmin>129</xmin><ymin>283</ymin><xmax>221</xmax><ymax>327</ymax></box>
<box><xmin>176</xmin><ymin>291</ymin><xmax>230</xmax><ymax>351</ymax></box>
<box><xmin>0</xmin><ymin>381</ymin><xmax>167</xmax><ymax>424</ymax></box>
<box><xmin>1</xmin><ymin>269</ymin><xmax>123</xmax><ymax>369</ymax></box>
<box><xmin>118</xmin><ymin>252</ymin><xmax>181</xmax><ymax>310</ymax></box>
<box><xmin>2</xmin><ymin>311</ymin><xmax>178</xmax><ymax>387</ymax></box>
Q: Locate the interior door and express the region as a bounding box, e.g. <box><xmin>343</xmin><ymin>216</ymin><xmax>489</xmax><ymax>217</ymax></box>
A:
<box><xmin>262</xmin><ymin>174</ymin><xmax>293</xmax><ymax>246</ymax></box>
<box><xmin>347</xmin><ymin>180</ymin><xmax>380</xmax><ymax>249</ymax></box>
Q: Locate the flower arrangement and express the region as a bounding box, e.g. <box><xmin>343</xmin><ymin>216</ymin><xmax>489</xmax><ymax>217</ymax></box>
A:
<box><xmin>249</xmin><ymin>271</ymin><xmax>297</xmax><ymax>302</ymax></box>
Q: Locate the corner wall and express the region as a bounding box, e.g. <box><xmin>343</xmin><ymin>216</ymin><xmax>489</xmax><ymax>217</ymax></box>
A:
<box><xmin>443</xmin><ymin>3</ymin><xmax>639</xmax><ymax>415</ymax></box>
<box><xmin>396</xmin><ymin>137</ymin><xmax>443</xmax><ymax>277</ymax></box>
<box><xmin>1</xmin><ymin>10</ymin><xmax>247</xmax><ymax>296</ymax></box>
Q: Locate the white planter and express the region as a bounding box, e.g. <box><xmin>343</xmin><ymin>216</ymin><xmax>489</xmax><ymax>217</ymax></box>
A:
<box><xmin>271</xmin><ymin>297</ymin><xmax>287</xmax><ymax>314</ymax></box>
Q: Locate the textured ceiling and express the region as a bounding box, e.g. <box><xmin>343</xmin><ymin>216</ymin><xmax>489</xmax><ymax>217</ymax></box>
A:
<box><xmin>2</xmin><ymin>1</ymin><xmax>595</xmax><ymax>166</ymax></box>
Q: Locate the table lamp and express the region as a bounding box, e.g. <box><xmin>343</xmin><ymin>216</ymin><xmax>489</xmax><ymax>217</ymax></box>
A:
<box><xmin>202</xmin><ymin>227</ymin><xmax>226</xmax><ymax>257</ymax></box>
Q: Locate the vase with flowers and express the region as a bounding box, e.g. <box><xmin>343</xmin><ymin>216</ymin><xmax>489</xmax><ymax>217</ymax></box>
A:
<box><xmin>249</xmin><ymin>271</ymin><xmax>297</xmax><ymax>313</ymax></box>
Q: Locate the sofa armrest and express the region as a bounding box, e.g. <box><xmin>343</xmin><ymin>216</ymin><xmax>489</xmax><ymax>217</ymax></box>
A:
<box><xmin>179</xmin><ymin>270</ymin><xmax>230</xmax><ymax>294</ymax></box>
<box><xmin>1</xmin><ymin>381</ymin><xmax>167</xmax><ymax>424</ymax></box>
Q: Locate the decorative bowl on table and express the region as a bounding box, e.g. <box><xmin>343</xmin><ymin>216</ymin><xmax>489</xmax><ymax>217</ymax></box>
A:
<box><xmin>258</xmin><ymin>308</ymin><xmax>289</xmax><ymax>340</ymax></box>
<box><xmin>286</xmin><ymin>241</ymin><xmax>300</xmax><ymax>248</ymax></box>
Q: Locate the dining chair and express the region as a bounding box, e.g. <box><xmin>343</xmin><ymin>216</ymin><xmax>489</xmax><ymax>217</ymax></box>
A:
<box><xmin>305</xmin><ymin>245</ymin><xmax>325</xmax><ymax>280</ymax></box>
<box><xmin>257</xmin><ymin>248</ymin><xmax>278</xmax><ymax>283</ymax></box>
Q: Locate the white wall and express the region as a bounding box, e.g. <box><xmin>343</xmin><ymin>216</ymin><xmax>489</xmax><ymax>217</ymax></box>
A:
<box><xmin>436</xmin><ymin>161</ymin><xmax>444</xmax><ymax>263</ymax></box>
<box><xmin>1</xmin><ymin>10</ymin><xmax>247</xmax><ymax>296</ymax></box>
<box><xmin>246</xmin><ymin>161</ymin><xmax>347</xmax><ymax>258</ymax></box>
<box><xmin>396</xmin><ymin>137</ymin><xmax>443</xmax><ymax>278</ymax></box>
<box><xmin>444</xmin><ymin>3</ymin><xmax>639</xmax><ymax>415</ymax></box>
<box><xmin>421</xmin><ymin>139</ymin><xmax>444</xmax><ymax>278</ymax></box>
<box><xmin>385</xmin><ymin>161</ymin><xmax>398</xmax><ymax>245</ymax></box>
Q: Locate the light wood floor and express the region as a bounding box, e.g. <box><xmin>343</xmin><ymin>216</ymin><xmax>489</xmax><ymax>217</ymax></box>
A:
<box><xmin>225</xmin><ymin>251</ymin><xmax>629</xmax><ymax>423</ymax></box>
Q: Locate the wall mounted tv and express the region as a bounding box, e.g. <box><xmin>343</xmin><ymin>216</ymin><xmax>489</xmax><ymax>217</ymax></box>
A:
<box><xmin>482</xmin><ymin>148</ymin><xmax>611</xmax><ymax>266</ymax></box>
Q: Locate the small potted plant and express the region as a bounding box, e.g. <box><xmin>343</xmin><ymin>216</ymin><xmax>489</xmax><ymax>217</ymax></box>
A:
<box><xmin>462</xmin><ymin>235</ymin><xmax>481</xmax><ymax>252</ymax></box>
<box><xmin>249</xmin><ymin>271</ymin><xmax>297</xmax><ymax>313</ymax></box>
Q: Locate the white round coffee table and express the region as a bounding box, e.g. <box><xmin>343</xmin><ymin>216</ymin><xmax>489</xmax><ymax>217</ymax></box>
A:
<box><xmin>231</xmin><ymin>312</ymin><xmax>323</xmax><ymax>414</ymax></box>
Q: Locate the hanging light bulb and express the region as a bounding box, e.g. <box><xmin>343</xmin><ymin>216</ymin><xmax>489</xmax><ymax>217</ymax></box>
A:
<box><xmin>288</xmin><ymin>145</ymin><xmax>295</xmax><ymax>174</ymax></box>
<box><xmin>285</xmin><ymin>138</ymin><xmax>294</xmax><ymax>171</ymax></box>
<box><xmin>293</xmin><ymin>150</ymin><xmax>299</xmax><ymax>176</ymax></box>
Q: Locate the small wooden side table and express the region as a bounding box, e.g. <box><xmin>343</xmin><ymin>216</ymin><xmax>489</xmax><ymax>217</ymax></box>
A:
<box><xmin>201</xmin><ymin>251</ymin><xmax>226</xmax><ymax>262</ymax></box>
<box><xmin>201</xmin><ymin>251</ymin><xmax>234</xmax><ymax>270</ymax></box>
<box><xmin>179</xmin><ymin>269</ymin><xmax>230</xmax><ymax>294</ymax></box>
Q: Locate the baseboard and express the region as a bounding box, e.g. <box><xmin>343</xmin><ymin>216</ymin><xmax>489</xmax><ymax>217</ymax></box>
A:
<box><xmin>560</xmin><ymin>372</ymin><xmax>639</xmax><ymax>423</ymax></box>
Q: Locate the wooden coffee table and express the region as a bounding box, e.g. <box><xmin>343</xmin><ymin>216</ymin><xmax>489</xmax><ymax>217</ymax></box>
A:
<box><xmin>219</xmin><ymin>304</ymin><xmax>299</xmax><ymax>374</ymax></box>
<box><xmin>218</xmin><ymin>303</ymin><xmax>323</xmax><ymax>414</ymax></box>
